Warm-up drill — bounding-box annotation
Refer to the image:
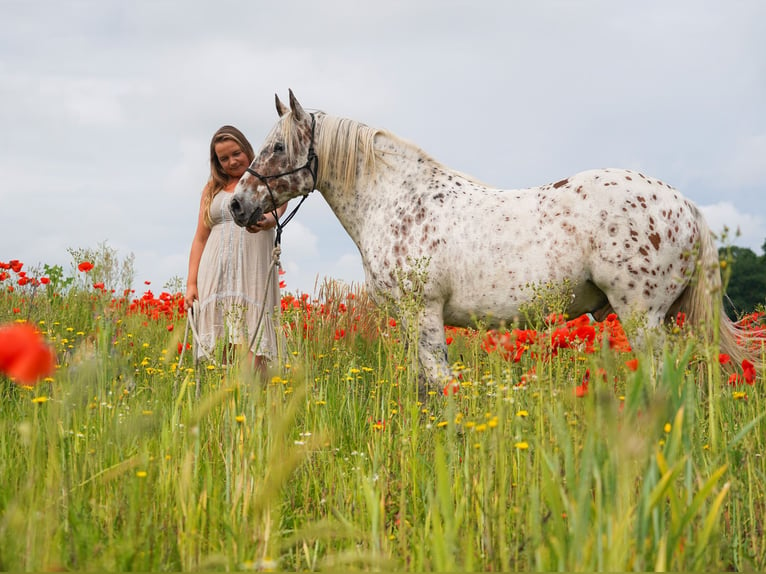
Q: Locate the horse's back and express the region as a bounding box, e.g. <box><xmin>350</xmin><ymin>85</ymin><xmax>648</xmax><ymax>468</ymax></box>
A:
<box><xmin>426</xmin><ymin>167</ymin><xmax>704</xmax><ymax>327</ymax></box>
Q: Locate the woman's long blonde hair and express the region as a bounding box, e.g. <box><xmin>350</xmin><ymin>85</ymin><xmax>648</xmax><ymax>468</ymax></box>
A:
<box><xmin>202</xmin><ymin>125</ymin><xmax>255</xmax><ymax>228</ymax></box>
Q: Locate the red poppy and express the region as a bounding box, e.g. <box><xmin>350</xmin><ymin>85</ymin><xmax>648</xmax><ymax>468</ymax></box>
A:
<box><xmin>78</xmin><ymin>261</ymin><xmax>94</xmax><ymax>272</ymax></box>
<box><xmin>625</xmin><ymin>358</ymin><xmax>639</xmax><ymax>371</ymax></box>
<box><xmin>0</xmin><ymin>323</ymin><xmax>56</xmax><ymax>385</ymax></box>
<box><xmin>742</xmin><ymin>359</ymin><xmax>756</xmax><ymax>385</ymax></box>
<box><xmin>443</xmin><ymin>381</ymin><xmax>460</xmax><ymax>396</ymax></box>
<box><xmin>575</xmin><ymin>369</ymin><xmax>590</xmax><ymax>397</ymax></box>
<box><xmin>40</xmin><ymin>277</ymin><xmax>50</xmax><ymax>285</ymax></box>
<box><xmin>719</xmin><ymin>354</ymin><xmax>731</xmax><ymax>365</ymax></box>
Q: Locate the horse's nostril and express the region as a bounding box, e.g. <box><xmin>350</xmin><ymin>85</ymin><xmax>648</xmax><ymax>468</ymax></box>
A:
<box><xmin>230</xmin><ymin>197</ymin><xmax>241</xmax><ymax>215</ymax></box>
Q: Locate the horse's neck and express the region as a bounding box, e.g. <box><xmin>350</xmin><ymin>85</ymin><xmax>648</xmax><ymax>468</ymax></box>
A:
<box><xmin>318</xmin><ymin>132</ymin><xmax>433</xmax><ymax>245</ymax></box>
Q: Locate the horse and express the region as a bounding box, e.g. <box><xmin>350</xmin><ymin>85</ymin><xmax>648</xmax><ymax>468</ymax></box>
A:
<box><xmin>230</xmin><ymin>89</ymin><xmax>761</xmax><ymax>393</ymax></box>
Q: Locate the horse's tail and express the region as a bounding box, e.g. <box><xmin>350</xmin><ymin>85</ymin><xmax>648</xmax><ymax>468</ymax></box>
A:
<box><xmin>680</xmin><ymin>209</ymin><xmax>765</xmax><ymax>371</ymax></box>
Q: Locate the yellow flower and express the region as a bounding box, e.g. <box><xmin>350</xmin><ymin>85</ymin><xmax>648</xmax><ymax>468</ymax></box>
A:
<box><xmin>516</xmin><ymin>410</ymin><xmax>529</xmax><ymax>418</ymax></box>
<box><xmin>475</xmin><ymin>423</ymin><xmax>488</xmax><ymax>432</ymax></box>
<box><xmin>663</xmin><ymin>423</ymin><xmax>671</xmax><ymax>433</ymax></box>
<box><xmin>436</xmin><ymin>421</ymin><xmax>449</xmax><ymax>428</ymax></box>
<box><xmin>32</xmin><ymin>396</ymin><xmax>48</xmax><ymax>404</ymax></box>
<box><xmin>136</xmin><ymin>471</ymin><xmax>148</xmax><ymax>478</ymax></box>
<box><xmin>733</xmin><ymin>391</ymin><xmax>747</xmax><ymax>400</ymax></box>
<box><xmin>235</xmin><ymin>415</ymin><xmax>246</xmax><ymax>423</ymax></box>
<box><xmin>514</xmin><ymin>441</ymin><xmax>529</xmax><ymax>450</ymax></box>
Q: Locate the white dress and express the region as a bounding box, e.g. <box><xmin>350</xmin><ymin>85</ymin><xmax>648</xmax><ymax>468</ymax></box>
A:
<box><xmin>195</xmin><ymin>191</ymin><xmax>282</xmax><ymax>361</ymax></box>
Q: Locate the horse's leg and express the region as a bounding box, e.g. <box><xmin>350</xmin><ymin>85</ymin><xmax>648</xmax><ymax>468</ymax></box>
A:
<box><xmin>416</xmin><ymin>302</ymin><xmax>451</xmax><ymax>397</ymax></box>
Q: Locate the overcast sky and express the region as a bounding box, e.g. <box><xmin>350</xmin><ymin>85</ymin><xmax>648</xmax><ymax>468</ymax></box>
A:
<box><xmin>1</xmin><ymin>1</ymin><xmax>764</xmax><ymax>296</ymax></box>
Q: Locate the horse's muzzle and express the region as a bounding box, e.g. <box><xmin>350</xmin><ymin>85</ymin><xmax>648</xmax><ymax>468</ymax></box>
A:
<box><xmin>229</xmin><ymin>196</ymin><xmax>263</xmax><ymax>228</ymax></box>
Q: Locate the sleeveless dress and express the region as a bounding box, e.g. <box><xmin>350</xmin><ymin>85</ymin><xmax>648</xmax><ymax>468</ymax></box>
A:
<box><xmin>195</xmin><ymin>191</ymin><xmax>282</xmax><ymax>361</ymax></box>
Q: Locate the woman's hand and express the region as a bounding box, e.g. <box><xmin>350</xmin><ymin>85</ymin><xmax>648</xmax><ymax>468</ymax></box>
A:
<box><xmin>246</xmin><ymin>213</ymin><xmax>277</xmax><ymax>233</ymax></box>
<box><xmin>184</xmin><ymin>285</ymin><xmax>198</xmax><ymax>310</ymax></box>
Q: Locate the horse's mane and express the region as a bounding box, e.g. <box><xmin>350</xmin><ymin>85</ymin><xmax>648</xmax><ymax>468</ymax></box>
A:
<box><xmin>281</xmin><ymin>112</ymin><xmax>485</xmax><ymax>194</ymax></box>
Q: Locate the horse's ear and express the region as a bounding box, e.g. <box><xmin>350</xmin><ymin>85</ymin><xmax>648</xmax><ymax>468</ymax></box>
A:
<box><xmin>288</xmin><ymin>89</ymin><xmax>308</xmax><ymax>122</ymax></box>
<box><xmin>275</xmin><ymin>94</ymin><xmax>288</xmax><ymax>117</ymax></box>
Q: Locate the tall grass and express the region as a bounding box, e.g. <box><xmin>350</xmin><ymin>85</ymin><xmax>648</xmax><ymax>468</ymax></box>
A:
<box><xmin>1</xmin><ymin>267</ymin><xmax>765</xmax><ymax>571</ymax></box>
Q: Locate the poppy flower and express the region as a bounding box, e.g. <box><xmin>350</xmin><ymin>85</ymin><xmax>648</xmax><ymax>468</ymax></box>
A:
<box><xmin>443</xmin><ymin>381</ymin><xmax>460</xmax><ymax>396</ymax></box>
<box><xmin>625</xmin><ymin>358</ymin><xmax>639</xmax><ymax>371</ymax></box>
<box><xmin>719</xmin><ymin>354</ymin><xmax>731</xmax><ymax>365</ymax></box>
<box><xmin>78</xmin><ymin>261</ymin><xmax>94</xmax><ymax>273</ymax></box>
<box><xmin>742</xmin><ymin>359</ymin><xmax>756</xmax><ymax>385</ymax></box>
<box><xmin>0</xmin><ymin>323</ymin><xmax>56</xmax><ymax>385</ymax></box>
<box><xmin>575</xmin><ymin>369</ymin><xmax>590</xmax><ymax>397</ymax></box>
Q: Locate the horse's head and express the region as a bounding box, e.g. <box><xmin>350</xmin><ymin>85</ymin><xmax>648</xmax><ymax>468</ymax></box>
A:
<box><xmin>230</xmin><ymin>90</ymin><xmax>317</xmax><ymax>228</ymax></box>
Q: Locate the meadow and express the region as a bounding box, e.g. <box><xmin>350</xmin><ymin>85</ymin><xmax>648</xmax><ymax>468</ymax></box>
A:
<box><xmin>1</xmin><ymin>252</ymin><xmax>765</xmax><ymax>572</ymax></box>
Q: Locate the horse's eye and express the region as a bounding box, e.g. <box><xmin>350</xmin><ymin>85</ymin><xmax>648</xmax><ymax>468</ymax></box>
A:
<box><xmin>273</xmin><ymin>142</ymin><xmax>285</xmax><ymax>153</ymax></box>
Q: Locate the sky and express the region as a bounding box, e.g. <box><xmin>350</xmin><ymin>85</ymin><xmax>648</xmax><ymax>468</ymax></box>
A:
<box><xmin>1</xmin><ymin>1</ymin><xmax>765</xmax><ymax>296</ymax></box>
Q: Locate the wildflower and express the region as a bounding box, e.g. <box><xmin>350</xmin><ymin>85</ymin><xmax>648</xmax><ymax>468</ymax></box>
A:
<box><xmin>40</xmin><ymin>277</ymin><xmax>50</xmax><ymax>285</ymax></box>
<box><xmin>31</xmin><ymin>396</ymin><xmax>49</xmax><ymax>404</ymax></box>
<box><xmin>516</xmin><ymin>410</ymin><xmax>529</xmax><ymax>417</ymax></box>
<box><xmin>77</xmin><ymin>261</ymin><xmax>94</xmax><ymax>272</ymax></box>
<box><xmin>514</xmin><ymin>441</ymin><xmax>529</xmax><ymax>450</ymax></box>
<box><xmin>625</xmin><ymin>358</ymin><xmax>639</xmax><ymax>371</ymax></box>
<box><xmin>719</xmin><ymin>353</ymin><xmax>731</xmax><ymax>365</ymax></box>
<box><xmin>742</xmin><ymin>359</ymin><xmax>756</xmax><ymax>385</ymax></box>
<box><xmin>442</xmin><ymin>381</ymin><xmax>460</xmax><ymax>396</ymax></box>
<box><xmin>733</xmin><ymin>391</ymin><xmax>748</xmax><ymax>400</ymax></box>
<box><xmin>235</xmin><ymin>415</ymin><xmax>246</xmax><ymax>423</ymax></box>
<box><xmin>575</xmin><ymin>370</ymin><xmax>590</xmax><ymax>397</ymax></box>
<box><xmin>0</xmin><ymin>323</ymin><xmax>57</xmax><ymax>385</ymax></box>
<box><xmin>663</xmin><ymin>423</ymin><xmax>671</xmax><ymax>433</ymax></box>
<box><xmin>136</xmin><ymin>471</ymin><xmax>148</xmax><ymax>478</ymax></box>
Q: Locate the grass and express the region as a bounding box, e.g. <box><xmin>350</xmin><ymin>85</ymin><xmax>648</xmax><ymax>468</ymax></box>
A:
<box><xmin>1</xmin><ymin>262</ymin><xmax>766</xmax><ymax>571</ymax></box>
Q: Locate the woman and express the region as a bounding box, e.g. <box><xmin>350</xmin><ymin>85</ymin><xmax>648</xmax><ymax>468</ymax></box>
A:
<box><xmin>185</xmin><ymin>125</ymin><xmax>286</xmax><ymax>374</ymax></box>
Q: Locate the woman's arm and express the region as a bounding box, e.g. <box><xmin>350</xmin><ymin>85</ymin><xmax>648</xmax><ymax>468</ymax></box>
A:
<box><xmin>184</xmin><ymin>192</ymin><xmax>212</xmax><ymax>309</ymax></box>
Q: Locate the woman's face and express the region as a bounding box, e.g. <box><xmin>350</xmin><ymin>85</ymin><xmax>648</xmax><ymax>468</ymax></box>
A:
<box><xmin>214</xmin><ymin>139</ymin><xmax>249</xmax><ymax>180</ymax></box>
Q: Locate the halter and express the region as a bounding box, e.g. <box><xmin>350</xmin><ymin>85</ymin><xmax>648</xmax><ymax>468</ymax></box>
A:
<box><xmin>245</xmin><ymin>112</ymin><xmax>318</xmax><ymax>246</ymax></box>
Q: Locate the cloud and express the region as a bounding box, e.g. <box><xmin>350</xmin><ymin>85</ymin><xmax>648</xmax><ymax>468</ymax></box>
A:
<box><xmin>699</xmin><ymin>202</ymin><xmax>765</xmax><ymax>254</ymax></box>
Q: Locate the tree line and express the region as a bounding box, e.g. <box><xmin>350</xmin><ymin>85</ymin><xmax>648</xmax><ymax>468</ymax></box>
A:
<box><xmin>721</xmin><ymin>242</ymin><xmax>766</xmax><ymax>319</ymax></box>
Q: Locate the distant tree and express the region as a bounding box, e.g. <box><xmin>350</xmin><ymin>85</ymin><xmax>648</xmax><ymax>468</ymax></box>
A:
<box><xmin>720</xmin><ymin>244</ymin><xmax>766</xmax><ymax>319</ymax></box>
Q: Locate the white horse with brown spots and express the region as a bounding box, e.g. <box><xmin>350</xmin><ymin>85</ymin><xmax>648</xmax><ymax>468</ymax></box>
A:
<box><xmin>230</xmin><ymin>90</ymin><xmax>761</xmax><ymax>392</ymax></box>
